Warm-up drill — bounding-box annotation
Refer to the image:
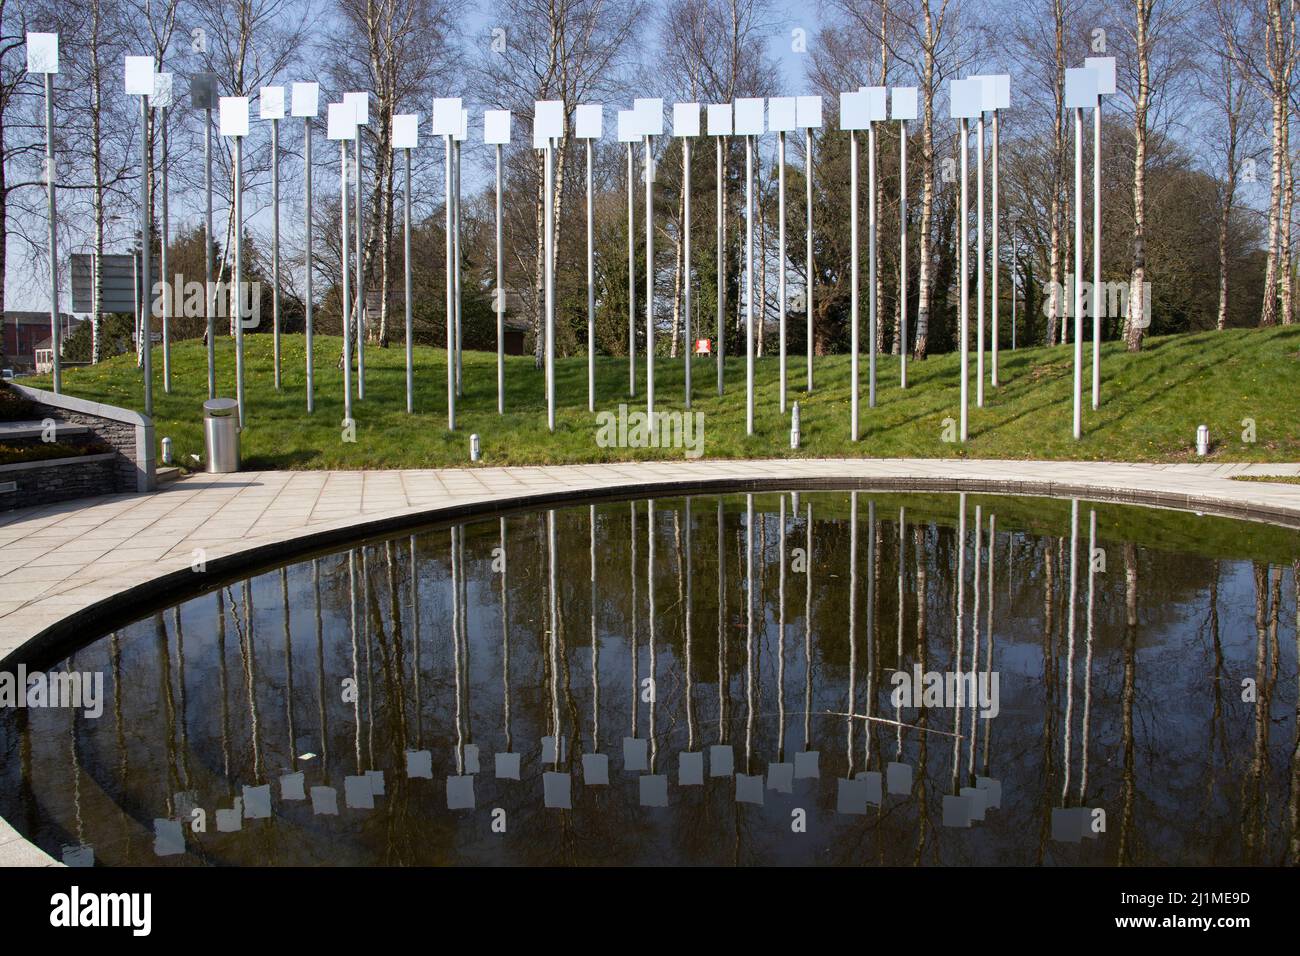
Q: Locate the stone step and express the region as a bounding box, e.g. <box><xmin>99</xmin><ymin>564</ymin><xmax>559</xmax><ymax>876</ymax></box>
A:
<box><xmin>156</xmin><ymin>466</ymin><xmax>183</xmax><ymax>485</ymax></box>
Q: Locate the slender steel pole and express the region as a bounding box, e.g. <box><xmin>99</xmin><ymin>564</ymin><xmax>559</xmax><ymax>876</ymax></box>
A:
<box><xmin>340</xmin><ymin>140</ymin><xmax>353</xmax><ymax>424</ymax></box>
<box><xmin>1011</xmin><ymin>232</ymin><xmax>1017</xmax><ymax>350</ymax></box>
<box><xmin>991</xmin><ymin>110</ymin><xmax>1000</xmax><ymax>388</ymax></box>
<box><xmin>545</xmin><ymin>139</ymin><xmax>556</xmax><ymax>432</ymax></box>
<box><xmin>454</xmin><ymin>139</ymin><xmax>463</xmax><ymax>397</ymax></box>
<box><xmin>744</xmin><ymin>133</ymin><xmax>754</xmax><ymax>436</ymax></box>
<box><xmin>403</xmin><ymin>147</ymin><xmax>412</xmax><ymax>414</ymax></box>
<box><xmin>141</xmin><ymin>96</ymin><xmax>153</xmax><ymax>418</ymax></box>
<box><xmin>683</xmin><ymin>136</ymin><xmax>692</xmax><ymax>409</ymax></box>
<box><xmin>778</xmin><ymin>130</ymin><xmax>787</xmax><ymax>414</ymax></box>
<box><xmin>850</xmin><ymin>128</ymin><xmax>859</xmax><ymax>442</ymax></box>
<box><xmin>716</xmin><ymin>135</ymin><xmax>725</xmax><ymax>396</ymax></box>
<box><xmin>304</xmin><ymin>116</ymin><xmax>314</xmax><ymax>413</ymax></box>
<box><xmin>271</xmin><ymin>115</ymin><xmax>281</xmax><ymax>390</ymax></box>
<box><xmin>586</xmin><ymin>137</ymin><xmax>595</xmax><ymax>412</ymax></box>
<box><xmin>44</xmin><ymin>73</ymin><xmax>60</xmax><ymax>393</ymax></box>
<box><xmin>233</xmin><ymin>135</ymin><xmax>244</xmax><ymax>427</ymax></box>
<box><xmin>645</xmin><ymin>134</ymin><xmax>654</xmax><ymax>420</ymax></box>
<box><xmin>976</xmin><ymin>112</ymin><xmax>985</xmax><ymax>408</ymax></box>
<box><xmin>161</xmin><ymin>105</ymin><xmax>171</xmax><ymax>394</ymax></box>
<box><xmin>868</xmin><ymin>121</ymin><xmax>877</xmax><ymax>409</ymax></box>
<box><xmin>444</xmin><ymin>134</ymin><xmax>454</xmax><ymax>430</ymax></box>
<box><xmin>805</xmin><ymin>126</ymin><xmax>814</xmax><ymax>393</ymax></box>
<box><xmin>959</xmin><ymin>117</ymin><xmax>968</xmax><ymax>442</ymax></box>
<box><xmin>354</xmin><ymin>132</ymin><xmax>364</xmax><ymax>399</ymax></box>
<box><xmin>899</xmin><ymin>118</ymin><xmax>908</xmax><ymax>388</ymax></box>
<box><xmin>496</xmin><ymin>142</ymin><xmax>505</xmax><ymax>415</ymax></box>
<box><xmin>1091</xmin><ymin>102</ymin><xmax>1102</xmax><ymax>409</ymax></box>
<box><xmin>204</xmin><ymin>108</ymin><xmax>215</xmax><ymax>400</ymax></box>
<box><xmin>1073</xmin><ymin>106</ymin><xmax>1084</xmax><ymax>441</ymax></box>
<box><xmin>627</xmin><ymin>142</ymin><xmax>636</xmax><ymax>397</ymax></box>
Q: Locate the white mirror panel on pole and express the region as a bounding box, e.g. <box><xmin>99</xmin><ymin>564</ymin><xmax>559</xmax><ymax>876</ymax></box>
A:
<box><xmin>840</xmin><ymin>90</ymin><xmax>870</xmax><ymax>441</ymax></box>
<box><xmin>617</xmin><ymin>109</ymin><xmax>639</xmax><ymax>397</ymax></box>
<box><xmin>950</xmin><ymin>78</ymin><xmax>983</xmax><ymax>442</ymax></box>
<box><xmin>577</xmin><ymin>104</ymin><xmax>601</xmax><ymax>412</ymax></box>
<box><xmin>1085</xmin><ymin>57</ymin><xmax>1114</xmax><ymax>411</ymax></box>
<box><xmin>864</xmin><ymin>86</ymin><xmax>886</xmax><ymax>410</ymax></box>
<box><xmin>154</xmin><ymin>73</ymin><xmax>176</xmax><ymax>395</ymax></box>
<box><xmin>735</xmin><ymin>97</ymin><xmax>763</xmax><ymax>436</ymax></box>
<box><xmin>1064</xmin><ymin>67</ymin><xmax>1099</xmax><ymax>440</ymax></box>
<box><xmin>261</xmin><ymin>86</ymin><xmax>286</xmax><ymax>392</ymax></box>
<box><xmin>707</xmin><ymin>103</ymin><xmax>732</xmax><ymax>397</ymax></box>
<box><xmin>634</xmin><ymin>98</ymin><xmax>663</xmax><ymax>421</ymax></box>
<box><xmin>433</xmin><ymin>97</ymin><xmax>461</xmax><ymax>429</ymax></box>
<box><xmin>536</xmin><ymin>99</ymin><xmax>564</xmax><ymax>432</ymax></box>
<box><xmin>345</xmin><ymin>91</ymin><xmax>369</xmax><ymax>399</ymax></box>
<box><xmin>485</xmin><ymin>109</ymin><xmax>512</xmax><ymax>415</ymax></box>
<box><xmin>191</xmin><ymin>72</ymin><xmax>220</xmax><ymax>399</ymax></box>
<box><xmin>673</xmin><ymin>102</ymin><xmax>699</xmax><ymax>409</ymax></box>
<box><xmin>219</xmin><ymin>95</ymin><xmax>249</xmax><ymax>427</ymax></box>
<box><xmin>127</xmin><ymin>56</ymin><xmax>155</xmax><ymax>417</ymax></box>
<box><xmin>769</xmin><ymin>97</ymin><xmax>796</xmax><ymax>414</ymax></box>
<box><xmin>797</xmin><ymin>95</ymin><xmax>822</xmax><ymax>394</ymax></box>
<box><xmin>327</xmin><ymin>102</ymin><xmax>356</xmax><ymax>425</ymax></box>
<box><xmin>28</xmin><ymin>34</ymin><xmax>60</xmax><ymax>393</ymax></box>
<box><xmin>892</xmin><ymin>87</ymin><xmax>918</xmax><ymax>390</ymax></box>
<box><xmin>393</xmin><ymin>113</ymin><xmax>418</xmax><ymax>415</ymax></box>
<box><xmin>293</xmin><ymin>82</ymin><xmax>320</xmax><ymax>413</ymax></box>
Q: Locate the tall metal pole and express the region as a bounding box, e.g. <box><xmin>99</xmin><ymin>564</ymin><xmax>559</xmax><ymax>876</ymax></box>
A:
<box><xmin>627</xmin><ymin>142</ymin><xmax>636</xmax><ymax>397</ymax></box>
<box><xmin>1073</xmin><ymin>106</ymin><xmax>1084</xmax><ymax>441</ymax></box>
<box><xmin>959</xmin><ymin>117</ymin><xmax>968</xmax><ymax>442</ymax></box>
<box><xmin>161</xmin><ymin>104</ymin><xmax>171</xmax><ymax>394</ymax></box>
<box><xmin>716</xmin><ymin>135</ymin><xmax>725</xmax><ymax>396</ymax></box>
<box><xmin>899</xmin><ymin>118</ymin><xmax>908</xmax><ymax>388</ymax></box>
<box><xmin>976</xmin><ymin>112</ymin><xmax>985</xmax><ymax>408</ymax></box>
<box><xmin>991</xmin><ymin>110</ymin><xmax>1000</xmax><ymax>388</ymax></box>
<box><xmin>496</xmin><ymin>142</ymin><xmax>505</xmax><ymax>415</ymax></box>
<box><xmin>645</xmin><ymin>133</ymin><xmax>654</xmax><ymax>420</ymax></box>
<box><xmin>777</xmin><ymin>130</ymin><xmax>787</xmax><ymax>413</ymax></box>
<box><xmin>204</xmin><ymin>107</ymin><xmax>215</xmax><ymax>400</ymax></box>
<box><xmin>403</xmin><ymin>147</ymin><xmax>413</xmax><ymax>414</ymax></box>
<box><xmin>545</xmin><ymin>138</ymin><xmax>556</xmax><ymax>432</ymax></box>
<box><xmin>683</xmin><ymin>137</ymin><xmax>692</xmax><ymax>409</ymax></box>
<box><xmin>304</xmin><ymin>116</ymin><xmax>314</xmax><ymax>413</ymax></box>
<box><xmin>805</xmin><ymin>127</ymin><xmax>814</xmax><ymax>393</ymax></box>
<box><xmin>444</xmin><ymin>133</ymin><xmax>454</xmax><ymax>430</ymax></box>
<box><xmin>744</xmin><ymin>133</ymin><xmax>754</xmax><ymax>436</ymax></box>
<box><xmin>354</xmin><ymin>131</ymin><xmax>364</xmax><ymax>400</ymax></box>
<box><xmin>454</xmin><ymin>138</ymin><xmax>463</xmax><ymax>397</ymax></box>
<box><xmin>1091</xmin><ymin>102</ymin><xmax>1102</xmax><ymax>409</ymax></box>
<box><xmin>271</xmin><ymin>115</ymin><xmax>281</xmax><ymax>390</ymax></box>
<box><xmin>340</xmin><ymin>140</ymin><xmax>353</xmax><ymax>424</ymax></box>
<box><xmin>849</xmin><ymin>128</ymin><xmax>859</xmax><ymax>442</ymax></box>
<box><xmin>867</xmin><ymin>121</ymin><xmax>877</xmax><ymax>409</ymax></box>
<box><xmin>586</xmin><ymin>137</ymin><xmax>595</xmax><ymax>412</ymax></box>
<box><xmin>44</xmin><ymin>73</ymin><xmax>60</xmax><ymax>393</ymax></box>
<box><xmin>233</xmin><ymin>135</ymin><xmax>244</xmax><ymax>427</ymax></box>
<box><xmin>140</xmin><ymin>96</ymin><xmax>153</xmax><ymax>418</ymax></box>
<box><xmin>1011</xmin><ymin>231</ymin><xmax>1017</xmax><ymax>351</ymax></box>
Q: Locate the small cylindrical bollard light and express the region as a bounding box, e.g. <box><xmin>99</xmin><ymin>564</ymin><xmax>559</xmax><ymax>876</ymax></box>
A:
<box><xmin>790</xmin><ymin>402</ymin><xmax>801</xmax><ymax>450</ymax></box>
<box><xmin>161</xmin><ymin>436</ymin><xmax>173</xmax><ymax>466</ymax></box>
<box><xmin>470</xmin><ymin>433</ymin><xmax>481</xmax><ymax>462</ymax></box>
<box><xmin>1196</xmin><ymin>425</ymin><xmax>1209</xmax><ymax>457</ymax></box>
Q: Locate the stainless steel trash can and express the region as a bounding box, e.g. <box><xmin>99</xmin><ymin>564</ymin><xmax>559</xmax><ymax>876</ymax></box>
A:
<box><xmin>203</xmin><ymin>398</ymin><xmax>240</xmax><ymax>473</ymax></box>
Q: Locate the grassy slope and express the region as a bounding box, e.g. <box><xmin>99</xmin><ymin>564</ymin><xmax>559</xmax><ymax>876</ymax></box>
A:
<box><xmin>25</xmin><ymin>325</ymin><xmax>1300</xmax><ymax>470</ymax></box>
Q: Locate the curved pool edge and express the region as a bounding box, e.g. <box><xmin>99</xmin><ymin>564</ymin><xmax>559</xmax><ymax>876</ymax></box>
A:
<box><xmin>2</xmin><ymin>457</ymin><xmax>1299</xmax><ymax>865</ymax></box>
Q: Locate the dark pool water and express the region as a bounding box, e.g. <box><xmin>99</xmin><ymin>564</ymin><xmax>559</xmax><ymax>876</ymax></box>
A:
<box><xmin>2</xmin><ymin>490</ymin><xmax>1298</xmax><ymax>866</ymax></box>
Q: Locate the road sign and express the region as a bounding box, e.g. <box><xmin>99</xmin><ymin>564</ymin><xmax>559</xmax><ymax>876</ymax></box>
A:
<box><xmin>694</xmin><ymin>338</ymin><xmax>711</xmax><ymax>355</ymax></box>
<box><xmin>70</xmin><ymin>253</ymin><xmax>139</xmax><ymax>314</ymax></box>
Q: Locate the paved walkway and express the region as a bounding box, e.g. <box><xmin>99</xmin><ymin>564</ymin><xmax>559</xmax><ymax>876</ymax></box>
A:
<box><xmin>1</xmin><ymin>457</ymin><xmax>1299</xmax><ymax>864</ymax></box>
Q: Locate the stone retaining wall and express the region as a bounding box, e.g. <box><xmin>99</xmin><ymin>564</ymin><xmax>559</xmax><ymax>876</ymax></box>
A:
<box><xmin>0</xmin><ymin>453</ymin><xmax>118</xmax><ymax>510</ymax></box>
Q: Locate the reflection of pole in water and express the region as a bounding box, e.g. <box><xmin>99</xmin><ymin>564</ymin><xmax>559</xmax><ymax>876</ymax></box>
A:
<box><xmin>547</xmin><ymin>511</ymin><xmax>560</xmax><ymax>765</ymax></box>
<box><xmin>589</xmin><ymin>508</ymin><xmax>597</xmax><ymax>751</ymax></box>
<box><xmin>897</xmin><ymin>507</ymin><xmax>905</xmax><ymax>759</ymax></box>
<box><xmin>501</xmin><ymin>518</ymin><xmax>512</xmax><ymax>753</ymax></box>
<box><xmin>969</xmin><ymin>505</ymin><xmax>981</xmax><ymax>780</ymax></box>
<box><xmin>847</xmin><ymin>492</ymin><xmax>859</xmax><ymax>775</ymax></box>
<box><xmin>452</xmin><ymin>529</ymin><xmax>464</xmax><ymax>774</ymax></box>
<box><xmin>745</xmin><ymin>494</ymin><xmax>755</xmax><ymax>774</ymax></box>
<box><xmin>865</xmin><ymin>500</ymin><xmax>876</xmax><ymax>768</ymax></box>
<box><xmin>238</xmin><ymin>581</ymin><xmax>263</xmax><ymax>782</ymax></box>
<box><xmin>778</xmin><ymin>496</ymin><xmax>786</xmax><ymax>762</ymax></box>
<box><xmin>648</xmin><ymin>500</ymin><xmax>657</xmax><ymax>771</ymax></box>
<box><xmin>684</xmin><ymin>498</ymin><xmax>696</xmax><ymax>752</ymax></box>
<box><xmin>718</xmin><ymin>497</ymin><xmax>728</xmax><ymax>744</ymax></box>
<box><xmin>349</xmin><ymin>551</ymin><xmax>361</xmax><ymax>774</ymax></box>
<box><xmin>804</xmin><ymin>502</ymin><xmax>813</xmax><ymax>753</ymax></box>
<box><xmin>1062</xmin><ymin>499</ymin><xmax>1079</xmax><ymax>803</ymax></box>
<box><xmin>951</xmin><ymin>494</ymin><xmax>965</xmax><ymax>794</ymax></box>
<box><xmin>281</xmin><ymin>567</ymin><xmax>295</xmax><ymax>772</ymax></box>
<box><xmin>1079</xmin><ymin>509</ymin><xmax>1095</xmax><ymax>801</ymax></box>
<box><xmin>174</xmin><ymin>606</ymin><xmax>191</xmax><ymax>789</ymax></box>
<box><xmin>410</xmin><ymin>538</ymin><xmax>421</xmax><ymax>750</ymax></box>
<box><xmin>313</xmin><ymin>558</ymin><xmax>328</xmax><ymax>774</ymax></box>
<box><xmin>983</xmin><ymin>515</ymin><xmax>995</xmax><ymax>776</ymax></box>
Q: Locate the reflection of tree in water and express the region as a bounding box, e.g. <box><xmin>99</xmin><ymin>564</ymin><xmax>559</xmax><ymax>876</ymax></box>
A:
<box><xmin>2</xmin><ymin>491</ymin><xmax>1297</xmax><ymax>866</ymax></box>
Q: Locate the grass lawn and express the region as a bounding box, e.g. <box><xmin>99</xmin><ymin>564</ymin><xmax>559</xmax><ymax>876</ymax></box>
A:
<box><xmin>22</xmin><ymin>325</ymin><xmax>1300</xmax><ymax>470</ymax></box>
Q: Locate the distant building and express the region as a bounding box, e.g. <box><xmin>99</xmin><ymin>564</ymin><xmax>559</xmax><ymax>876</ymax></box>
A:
<box><xmin>3</xmin><ymin>312</ymin><xmax>80</xmax><ymax>370</ymax></box>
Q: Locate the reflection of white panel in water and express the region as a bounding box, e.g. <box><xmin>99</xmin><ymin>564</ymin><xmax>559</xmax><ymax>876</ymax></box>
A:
<box><xmin>623</xmin><ymin>737</ymin><xmax>648</xmax><ymax>772</ymax></box>
<box><xmin>678</xmin><ymin>752</ymin><xmax>703</xmax><ymax>786</ymax></box>
<box><xmin>582</xmin><ymin>753</ymin><xmax>608</xmax><ymax>785</ymax></box>
<box><xmin>543</xmin><ymin>771</ymin><xmax>571</xmax><ymax>809</ymax></box>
